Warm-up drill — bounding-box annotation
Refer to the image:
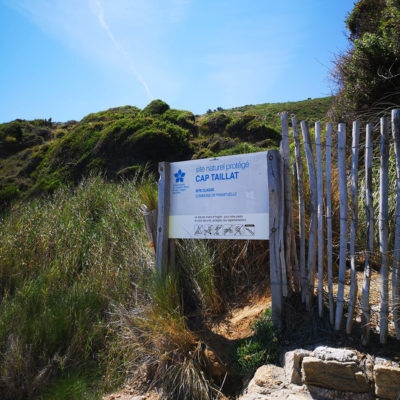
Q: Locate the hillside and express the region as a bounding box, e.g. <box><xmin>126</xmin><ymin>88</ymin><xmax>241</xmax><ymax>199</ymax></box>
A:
<box><xmin>0</xmin><ymin>97</ymin><xmax>332</xmax><ymax>206</ymax></box>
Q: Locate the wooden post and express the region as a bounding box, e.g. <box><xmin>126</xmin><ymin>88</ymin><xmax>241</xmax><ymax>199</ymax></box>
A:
<box><xmin>279</xmin><ymin>142</ymin><xmax>288</xmax><ymax>297</ymax></box>
<box><xmin>268</xmin><ymin>149</ymin><xmax>283</xmax><ymax>329</ymax></box>
<box><xmin>325</xmin><ymin>123</ymin><xmax>335</xmax><ymax>325</ymax></box>
<box><xmin>392</xmin><ymin>109</ymin><xmax>400</xmax><ymax>340</ymax></box>
<box><xmin>379</xmin><ymin>117</ymin><xmax>389</xmax><ymax>344</ymax></box>
<box><xmin>335</xmin><ymin>123</ymin><xmax>348</xmax><ymax>331</ymax></box>
<box><xmin>315</xmin><ymin>122</ymin><xmax>324</xmax><ymax>318</ymax></box>
<box><xmin>346</xmin><ymin>121</ymin><xmax>360</xmax><ymax>334</ymax></box>
<box><xmin>281</xmin><ymin>112</ymin><xmax>299</xmax><ymax>292</ymax></box>
<box><xmin>156</xmin><ymin>162</ymin><xmax>171</xmax><ymax>275</ymax></box>
<box><xmin>361</xmin><ymin>124</ymin><xmax>374</xmax><ymax>345</ymax></box>
<box><xmin>141</xmin><ymin>205</ymin><xmax>158</xmax><ymax>252</ymax></box>
<box><xmin>292</xmin><ymin>117</ymin><xmax>307</xmax><ymax>302</ymax></box>
<box><xmin>300</xmin><ymin>121</ymin><xmax>317</xmax><ymax>310</ymax></box>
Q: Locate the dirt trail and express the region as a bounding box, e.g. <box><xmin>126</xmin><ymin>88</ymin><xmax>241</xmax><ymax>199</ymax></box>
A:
<box><xmin>208</xmin><ymin>293</ymin><xmax>271</xmax><ymax>341</ymax></box>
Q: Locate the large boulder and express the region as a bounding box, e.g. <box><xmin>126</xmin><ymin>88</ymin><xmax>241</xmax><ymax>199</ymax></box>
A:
<box><xmin>374</xmin><ymin>365</ymin><xmax>400</xmax><ymax>399</ymax></box>
<box><xmin>301</xmin><ymin>356</ymin><xmax>370</xmax><ymax>393</ymax></box>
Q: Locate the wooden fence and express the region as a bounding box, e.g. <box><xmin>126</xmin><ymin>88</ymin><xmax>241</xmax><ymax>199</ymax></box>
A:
<box><xmin>270</xmin><ymin>109</ymin><xmax>400</xmax><ymax>344</ymax></box>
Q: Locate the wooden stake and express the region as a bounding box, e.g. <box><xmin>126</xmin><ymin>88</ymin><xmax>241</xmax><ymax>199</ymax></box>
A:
<box><xmin>361</xmin><ymin>124</ymin><xmax>374</xmax><ymax>345</ymax></box>
<box><xmin>379</xmin><ymin>117</ymin><xmax>389</xmax><ymax>344</ymax></box>
<box><xmin>315</xmin><ymin>121</ymin><xmax>324</xmax><ymax>318</ymax></box>
<box><xmin>346</xmin><ymin>121</ymin><xmax>360</xmax><ymax>334</ymax></box>
<box><xmin>279</xmin><ymin>142</ymin><xmax>288</xmax><ymax>297</ymax></box>
<box><xmin>300</xmin><ymin>121</ymin><xmax>317</xmax><ymax>310</ymax></box>
<box><xmin>392</xmin><ymin>109</ymin><xmax>400</xmax><ymax>340</ymax></box>
<box><xmin>292</xmin><ymin>117</ymin><xmax>307</xmax><ymax>302</ymax></box>
<box><xmin>335</xmin><ymin>123</ymin><xmax>348</xmax><ymax>331</ymax></box>
<box><xmin>325</xmin><ymin>123</ymin><xmax>335</xmax><ymax>325</ymax></box>
<box><xmin>268</xmin><ymin>149</ymin><xmax>283</xmax><ymax>329</ymax></box>
<box><xmin>281</xmin><ymin>112</ymin><xmax>299</xmax><ymax>292</ymax></box>
<box><xmin>156</xmin><ymin>162</ymin><xmax>171</xmax><ymax>275</ymax></box>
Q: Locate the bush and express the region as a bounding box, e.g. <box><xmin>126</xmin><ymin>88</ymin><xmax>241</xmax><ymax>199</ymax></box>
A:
<box><xmin>143</xmin><ymin>99</ymin><xmax>170</xmax><ymax>115</ymax></box>
<box><xmin>199</xmin><ymin>113</ymin><xmax>232</xmax><ymax>135</ymax></box>
<box><xmin>232</xmin><ymin>309</ymin><xmax>280</xmax><ymax>377</ymax></box>
<box><xmin>0</xmin><ymin>185</ymin><xmax>19</xmax><ymax>203</ymax></box>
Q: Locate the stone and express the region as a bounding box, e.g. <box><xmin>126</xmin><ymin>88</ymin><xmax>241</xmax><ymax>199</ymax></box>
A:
<box><xmin>302</xmin><ymin>356</ymin><xmax>370</xmax><ymax>393</ymax></box>
<box><xmin>241</xmin><ymin>384</ymin><xmax>312</xmax><ymax>400</ymax></box>
<box><xmin>247</xmin><ymin>364</ymin><xmax>286</xmax><ymax>394</ymax></box>
<box><xmin>307</xmin><ymin>385</ymin><xmax>374</xmax><ymax>400</ymax></box>
<box><xmin>312</xmin><ymin>346</ymin><xmax>358</xmax><ymax>362</ymax></box>
<box><xmin>374</xmin><ymin>365</ymin><xmax>400</xmax><ymax>399</ymax></box>
<box><xmin>282</xmin><ymin>349</ymin><xmax>312</xmax><ymax>385</ymax></box>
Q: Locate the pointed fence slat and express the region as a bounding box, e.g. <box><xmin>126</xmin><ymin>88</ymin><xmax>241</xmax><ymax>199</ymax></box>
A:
<box><xmin>335</xmin><ymin>123</ymin><xmax>348</xmax><ymax>331</ymax></box>
<box><xmin>379</xmin><ymin>117</ymin><xmax>389</xmax><ymax>344</ymax></box>
<box><xmin>281</xmin><ymin>112</ymin><xmax>299</xmax><ymax>292</ymax></box>
<box><xmin>325</xmin><ymin>123</ymin><xmax>334</xmax><ymax>325</ymax></box>
<box><xmin>361</xmin><ymin>124</ymin><xmax>374</xmax><ymax>345</ymax></box>
<box><xmin>268</xmin><ymin>149</ymin><xmax>283</xmax><ymax>329</ymax></box>
<box><xmin>315</xmin><ymin>122</ymin><xmax>324</xmax><ymax>317</ymax></box>
<box><xmin>292</xmin><ymin>117</ymin><xmax>307</xmax><ymax>301</ymax></box>
<box><xmin>393</xmin><ymin>109</ymin><xmax>400</xmax><ymax>340</ymax></box>
<box><xmin>300</xmin><ymin>121</ymin><xmax>317</xmax><ymax>310</ymax></box>
<box><xmin>346</xmin><ymin>121</ymin><xmax>360</xmax><ymax>334</ymax></box>
<box><xmin>279</xmin><ymin>142</ymin><xmax>288</xmax><ymax>297</ymax></box>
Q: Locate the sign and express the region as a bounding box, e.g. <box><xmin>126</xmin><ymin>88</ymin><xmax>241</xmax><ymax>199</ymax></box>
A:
<box><xmin>168</xmin><ymin>152</ymin><xmax>269</xmax><ymax>240</ymax></box>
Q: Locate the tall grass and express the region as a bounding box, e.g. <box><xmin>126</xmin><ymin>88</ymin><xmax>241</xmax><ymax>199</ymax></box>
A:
<box><xmin>0</xmin><ymin>176</ymin><xmax>154</xmax><ymax>399</ymax></box>
<box><xmin>1</xmin><ymin>175</ymin><xmax>250</xmax><ymax>400</ymax></box>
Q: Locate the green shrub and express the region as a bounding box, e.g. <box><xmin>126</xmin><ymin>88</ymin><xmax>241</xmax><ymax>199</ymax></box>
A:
<box><xmin>0</xmin><ymin>185</ymin><xmax>19</xmax><ymax>203</ymax></box>
<box><xmin>232</xmin><ymin>309</ymin><xmax>280</xmax><ymax>377</ymax></box>
<box><xmin>142</xmin><ymin>99</ymin><xmax>170</xmax><ymax>115</ymax></box>
<box><xmin>215</xmin><ymin>143</ymin><xmax>265</xmax><ymax>156</ymax></box>
<box><xmin>199</xmin><ymin>113</ymin><xmax>231</xmax><ymax>135</ymax></box>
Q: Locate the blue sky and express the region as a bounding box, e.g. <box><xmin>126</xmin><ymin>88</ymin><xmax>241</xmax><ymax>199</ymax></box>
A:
<box><xmin>0</xmin><ymin>0</ymin><xmax>353</xmax><ymax>123</ymax></box>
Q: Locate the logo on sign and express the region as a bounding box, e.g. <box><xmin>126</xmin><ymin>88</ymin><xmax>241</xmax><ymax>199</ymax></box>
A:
<box><xmin>174</xmin><ymin>169</ymin><xmax>185</xmax><ymax>183</ymax></box>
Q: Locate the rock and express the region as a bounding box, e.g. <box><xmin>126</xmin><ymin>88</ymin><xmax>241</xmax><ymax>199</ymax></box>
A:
<box><xmin>247</xmin><ymin>364</ymin><xmax>286</xmax><ymax>394</ymax></box>
<box><xmin>374</xmin><ymin>365</ymin><xmax>400</xmax><ymax>399</ymax></box>
<box><xmin>302</xmin><ymin>356</ymin><xmax>370</xmax><ymax>393</ymax></box>
<box><xmin>312</xmin><ymin>346</ymin><xmax>358</xmax><ymax>362</ymax></box>
<box><xmin>240</xmin><ymin>385</ymin><xmax>312</xmax><ymax>400</ymax></box>
<box><xmin>282</xmin><ymin>349</ymin><xmax>311</xmax><ymax>385</ymax></box>
<box><xmin>364</xmin><ymin>354</ymin><xmax>375</xmax><ymax>383</ymax></box>
<box><xmin>307</xmin><ymin>385</ymin><xmax>374</xmax><ymax>400</ymax></box>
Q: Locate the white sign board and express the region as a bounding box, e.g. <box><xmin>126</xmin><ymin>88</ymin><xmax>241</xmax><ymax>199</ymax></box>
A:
<box><xmin>168</xmin><ymin>152</ymin><xmax>269</xmax><ymax>240</ymax></box>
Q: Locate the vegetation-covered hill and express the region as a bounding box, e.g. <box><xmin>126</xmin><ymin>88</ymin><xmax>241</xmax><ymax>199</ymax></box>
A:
<box><xmin>0</xmin><ymin>97</ymin><xmax>332</xmax><ymax>206</ymax></box>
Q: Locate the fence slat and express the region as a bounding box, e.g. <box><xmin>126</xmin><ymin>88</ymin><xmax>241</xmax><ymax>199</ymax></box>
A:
<box><xmin>315</xmin><ymin>122</ymin><xmax>324</xmax><ymax>317</ymax></box>
<box><xmin>335</xmin><ymin>123</ymin><xmax>348</xmax><ymax>331</ymax></box>
<box><xmin>300</xmin><ymin>121</ymin><xmax>317</xmax><ymax>310</ymax></box>
<box><xmin>361</xmin><ymin>124</ymin><xmax>374</xmax><ymax>345</ymax></box>
<box><xmin>268</xmin><ymin>149</ymin><xmax>283</xmax><ymax>329</ymax></box>
<box><xmin>156</xmin><ymin>162</ymin><xmax>171</xmax><ymax>275</ymax></box>
<box><xmin>379</xmin><ymin>117</ymin><xmax>389</xmax><ymax>344</ymax></box>
<box><xmin>346</xmin><ymin>121</ymin><xmax>360</xmax><ymax>334</ymax></box>
<box><xmin>281</xmin><ymin>112</ymin><xmax>299</xmax><ymax>292</ymax></box>
<box><xmin>279</xmin><ymin>142</ymin><xmax>288</xmax><ymax>297</ymax></box>
<box><xmin>325</xmin><ymin>123</ymin><xmax>335</xmax><ymax>325</ymax></box>
<box><xmin>292</xmin><ymin>117</ymin><xmax>307</xmax><ymax>302</ymax></box>
<box><xmin>393</xmin><ymin>109</ymin><xmax>400</xmax><ymax>340</ymax></box>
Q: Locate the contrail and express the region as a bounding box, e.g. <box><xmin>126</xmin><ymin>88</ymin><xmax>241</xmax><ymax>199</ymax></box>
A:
<box><xmin>91</xmin><ymin>0</ymin><xmax>153</xmax><ymax>99</ymax></box>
